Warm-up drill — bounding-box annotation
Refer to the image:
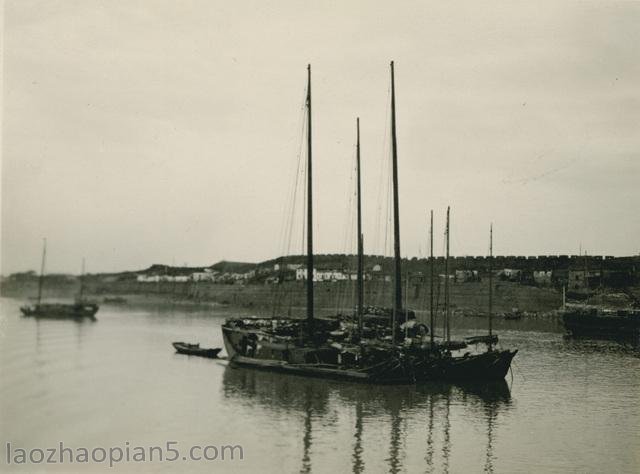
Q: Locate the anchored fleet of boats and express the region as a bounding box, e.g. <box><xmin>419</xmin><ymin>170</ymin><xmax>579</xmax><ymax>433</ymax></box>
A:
<box><xmin>222</xmin><ymin>62</ymin><xmax>517</xmax><ymax>384</ymax></box>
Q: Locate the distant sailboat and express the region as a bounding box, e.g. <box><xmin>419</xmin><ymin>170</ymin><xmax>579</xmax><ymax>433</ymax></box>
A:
<box><xmin>20</xmin><ymin>241</ymin><xmax>99</xmax><ymax>319</ymax></box>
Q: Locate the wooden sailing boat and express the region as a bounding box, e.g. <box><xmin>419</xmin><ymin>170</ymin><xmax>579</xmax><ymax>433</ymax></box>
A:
<box><xmin>375</xmin><ymin>60</ymin><xmax>518</xmax><ymax>380</ymax></box>
<box><xmin>20</xmin><ymin>241</ymin><xmax>99</xmax><ymax>319</ymax></box>
<box><xmin>221</xmin><ymin>64</ymin><xmax>412</xmax><ymax>383</ymax></box>
<box><xmin>434</xmin><ymin>222</ymin><xmax>517</xmax><ymax>380</ymax></box>
<box><xmin>403</xmin><ymin>215</ymin><xmax>516</xmax><ymax>381</ymax></box>
<box><xmin>222</xmin><ymin>61</ymin><xmax>515</xmax><ymax>382</ymax></box>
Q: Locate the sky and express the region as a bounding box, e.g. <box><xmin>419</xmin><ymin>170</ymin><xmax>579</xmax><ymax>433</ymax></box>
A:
<box><xmin>2</xmin><ymin>0</ymin><xmax>639</xmax><ymax>274</ymax></box>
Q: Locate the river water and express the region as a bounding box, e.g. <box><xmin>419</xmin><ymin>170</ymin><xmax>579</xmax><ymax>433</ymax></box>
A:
<box><xmin>1</xmin><ymin>297</ymin><xmax>638</xmax><ymax>473</ymax></box>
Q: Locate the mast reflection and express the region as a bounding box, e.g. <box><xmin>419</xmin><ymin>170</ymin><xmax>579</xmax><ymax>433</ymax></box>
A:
<box><xmin>442</xmin><ymin>392</ymin><xmax>451</xmax><ymax>474</ymax></box>
<box><xmin>386</xmin><ymin>391</ymin><xmax>403</xmax><ymax>474</ymax></box>
<box><xmin>352</xmin><ymin>401</ymin><xmax>364</xmax><ymax>474</ymax></box>
<box><xmin>221</xmin><ymin>366</ymin><xmax>512</xmax><ymax>473</ymax></box>
<box><xmin>301</xmin><ymin>385</ymin><xmax>312</xmax><ymax>474</ymax></box>
<box><xmin>456</xmin><ymin>381</ymin><xmax>512</xmax><ymax>474</ymax></box>
<box><xmin>425</xmin><ymin>390</ymin><xmax>435</xmax><ymax>472</ymax></box>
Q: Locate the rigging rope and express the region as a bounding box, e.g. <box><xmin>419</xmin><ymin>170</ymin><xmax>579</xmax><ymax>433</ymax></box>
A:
<box><xmin>334</xmin><ymin>144</ymin><xmax>358</xmax><ymax>315</ymax></box>
<box><xmin>373</xmin><ymin>81</ymin><xmax>391</xmax><ymax>256</ymax></box>
<box><xmin>271</xmin><ymin>85</ymin><xmax>308</xmax><ymax>316</ymax></box>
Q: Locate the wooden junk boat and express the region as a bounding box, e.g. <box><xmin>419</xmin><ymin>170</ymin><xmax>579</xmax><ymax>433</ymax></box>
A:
<box><xmin>20</xmin><ymin>246</ymin><xmax>99</xmax><ymax>320</ymax></box>
<box><xmin>561</xmin><ymin>304</ymin><xmax>640</xmax><ymax>340</ymax></box>
<box><xmin>222</xmin><ymin>62</ymin><xmax>516</xmax><ymax>383</ymax></box>
<box><xmin>222</xmin><ymin>63</ymin><xmax>413</xmax><ymax>384</ymax></box>
<box><xmin>390</xmin><ymin>210</ymin><xmax>517</xmax><ymax>383</ymax></box>
<box><xmin>21</xmin><ymin>302</ymin><xmax>99</xmax><ymax>319</ymax></box>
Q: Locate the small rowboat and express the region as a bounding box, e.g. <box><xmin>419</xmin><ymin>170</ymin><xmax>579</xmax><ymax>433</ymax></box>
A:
<box><xmin>172</xmin><ymin>342</ymin><xmax>221</xmax><ymax>359</ymax></box>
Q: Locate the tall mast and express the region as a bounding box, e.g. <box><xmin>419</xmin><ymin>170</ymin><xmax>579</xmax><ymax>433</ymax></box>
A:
<box><xmin>488</xmin><ymin>224</ymin><xmax>493</xmax><ymax>350</ymax></box>
<box><xmin>356</xmin><ymin>118</ymin><xmax>364</xmax><ymax>334</ymax></box>
<box><xmin>444</xmin><ymin>207</ymin><xmax>450</xmax><ymax>344</ymax></box>
<box><xmin>404</xmin><ymin>271</ymin><xmax>409</xmax><ymax>339</ymax></box>
<box><xmin>429</xmin><ymin>211</ymin><xmax>435</xmax><ymax>346</ymax></box>
<box><xmin>306</xmin><ymin>64</ymin><xmax>314</xmax><ymax>327</ymax></box>
<box><xmin>390</xmin><ymin>61</ymin><xmax>402</xmax><ymax>329</ymax></box>
<box><xmin>79</xmin><ymin>257</ymin><xmax>86</xmax><ymax>301</ymax></box>
<box><xmin>37</xmin><ymin>238</ymin><xmax>47</xmax><ymax>306</ymax></box>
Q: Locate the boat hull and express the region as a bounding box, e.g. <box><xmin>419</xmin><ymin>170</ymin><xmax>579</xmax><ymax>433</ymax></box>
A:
<box><xmin>222</xmin><ymin>325</ymin><xmax>414</xmax><ymax>384</ymax></box>
<box><xmin>20</xmin><ymin>303</ymin><xmax>99</xmax><ymax>319</ymax></box>
<box><xmin>562</xmin><ymin>309</ymin><xmax>640</xmax><ymax>340</ymax></box>
<box><xmin>408</xmin><ymin>348</ymin><xmax>517</xmax><ymax>382</ymax></box>
<box><xmin>223</xmin><ymin>323</ymin><xmax>516</xmax><ymax>383</ymax></box>
<box><xmin>172</xmin><ymin>342</ymin><xmax>221</xmax><ymax>359</ymax></box>
<box><xmin>437</xmin><ymin>350</ymin><xmax>517</xmax><ymax>381</ymax></box>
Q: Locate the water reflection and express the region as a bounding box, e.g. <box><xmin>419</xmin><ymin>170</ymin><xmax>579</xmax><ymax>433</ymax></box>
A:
<box><xmin>442</xmin><ymin>392</ymin><xmax>451</xmax><ymax>474</ymax></box>
<box><xmin>454</xmin><ymin>382</ymin><xmax>511</xmax><ymax>474</ymax></box>
<box><xmin>301</xmin><ymin>384</ymin><xmax>313</xmax><ymax>474</ymax></box>
<box><xmin>424</xmin><ymin>391</ymin><xmax>435</xmax><ymax>472</ymax></box>
<box><xmin>387</xmin><ymin>387</ymin><xmax>404</xmax><ymax>474</ymax></box>
<box><xmin>31</xmin><ymin>315</ymin><xmax>95</xmax><ymax>353</ymax></box>
<box><xmin>352</xmin><ymin>401</ymin><xmax>364</xmax><ymax>474</ymax></box>
<box><xmin>562</xmin><ymin>336</ymin><xmax>640</xmax><ymax>356</ymax></box>
<box><xmin>222</xmin><ymin>367</ymin><xmax>512</xmax><ymax>473</ymax></box>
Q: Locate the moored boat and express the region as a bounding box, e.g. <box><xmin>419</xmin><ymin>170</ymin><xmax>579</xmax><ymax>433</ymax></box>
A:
<box><xmin>561</xmin><ymin>304</ymin><xmax>640</xmax><ymax>340</ymax></box>
<box><xmin>20</xmin><ymin>245</ymin><xmax>99</xmax><ymax>320</ymax></box>
<box><xmin>221</xmin><ymin>63</ymin><xmax>417</xmax><ymax>384</ymax></box>
<box><xmin>407</xmin><ymin>217</ymin><xmax>517</xmax><ymax>382</ymax></box>
<box><xmin>172</xmin><ymin>342</ymin><xmax>222</xmax><ymax>358</ymax></box>
<box><xmin>20</xmin><ymin>302</ymin><xmax>99</xmax><ymax>319</ymax></box>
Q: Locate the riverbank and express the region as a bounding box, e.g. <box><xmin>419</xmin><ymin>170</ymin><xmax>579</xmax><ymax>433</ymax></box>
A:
<box><xmin>5</xmin><ymin>278</ymin><xmax>637</xmax><ymax>320</ymax></box>
<box><xmin>2</xmin><ymin>278</ymin><xmax>563</xmax><ymax>313</ymax></box>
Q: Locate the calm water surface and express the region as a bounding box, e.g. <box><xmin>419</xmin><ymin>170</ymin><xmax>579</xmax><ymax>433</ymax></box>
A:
<box><xmin>1</xmin><ymin>297</ymin><xmax>638</xmax><ymax>473</ymax></box>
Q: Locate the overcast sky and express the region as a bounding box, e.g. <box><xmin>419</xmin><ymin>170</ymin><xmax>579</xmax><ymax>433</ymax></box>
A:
<box><xmin>2</xmin><ymin>1</ymin><xmax>639</xmax><ymax>274</ymax></box>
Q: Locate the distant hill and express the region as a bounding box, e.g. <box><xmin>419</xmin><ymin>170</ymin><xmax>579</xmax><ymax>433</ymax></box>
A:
<box><xmin>136</xmin><ymin>264</ymin><xmax>207</xmax><ymax>276</ymax></box>
<box><xmin>209</xmin><ymin>261</ymin><xmax>257</xmax><ymax>274</ymax></box>
<box><xmin>5</xmin><ymin>254</ymin><xmax>639</xmax><ymax>280</ymax></box>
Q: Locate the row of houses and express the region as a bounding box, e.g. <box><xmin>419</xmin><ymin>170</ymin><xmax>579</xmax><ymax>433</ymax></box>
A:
<box><xmin>294</xmin><ymin>267</ymin><xmax>391</xmax><ymax>283</ymax></box>
<box><xmin>495</xmin><ymin>268</ymin><xmax>632</xmax><ymax>289</ymax></box>
<box><xmin>136</xmin><ymin>268</ymin><xmax>256</xmax><ymax>284</ymax></box>
<box><xmin>134</xmin><ymin>261</ymin><xmax>632</xmax><ymax>290</ymax></box>
<box><xmin>292</xmin><ymin>267</ymin><xmax>625</xmax><ymax>289</ymax></box>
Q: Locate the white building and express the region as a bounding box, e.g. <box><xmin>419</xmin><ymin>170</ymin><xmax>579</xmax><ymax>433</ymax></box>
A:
<box><xmin>455</xmin><ymin>270</ymin><xmax>479</xmax><ymax>282</ymax></box>
<box><xmin>296</xmin><ymin>268</ymin><xmax>349</xmax><ymax>282</ymax></box>
<box><xmin>242</xmin><ymin>270</ymin><xmax>256</xmax><ymax>280</ymax></box>
<box><xmin>533</xmin><ymin>270</ymin><xmax>552</xmax><ymax>285</ymax></box>
<box><xmin>191</xmin><ymin>269</ymin><xmax>218</xmax><ymax>282</ymax></box>
<box><xmin>136</xmin><ymin>274</ymin><xmax>189</xmax><ymax>283</ymax></box>
<box><xmin>274</xmin><ymin>263</ymin><xmax>303</xmax><ymax>272</ymax></box>
<box><xmin>498</xmin><ymin>269</ymin><xmax>522</xmax><ymax>281</ymax></box>
<box><xmin>137</xmin><ymin>275</ymin><xmax>160</xmax><ymax>283</ymax></box>
<box><xmin>136</xmin><ymin>275</ymin><xmax>190</xmax><ymax>283</ymax></box>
